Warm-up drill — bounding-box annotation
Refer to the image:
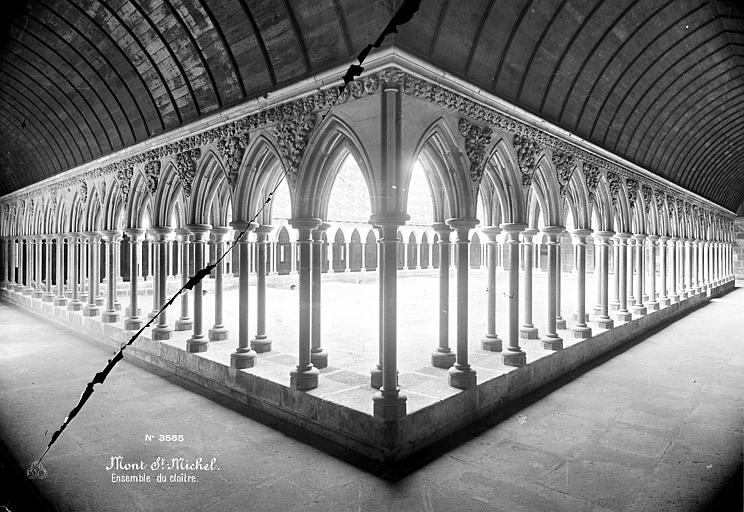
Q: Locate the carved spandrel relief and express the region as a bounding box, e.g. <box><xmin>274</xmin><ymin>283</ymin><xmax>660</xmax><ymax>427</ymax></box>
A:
<box><xmin>458</xmin><ymin>119</ymin><xmax>493</xmax><ymax>184</ymax></box>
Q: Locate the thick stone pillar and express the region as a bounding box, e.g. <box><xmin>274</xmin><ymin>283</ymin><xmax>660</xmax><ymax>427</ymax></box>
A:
<box><xmin>595</xmin><ymin>232</ymin><xmax>614</xmax><ymax>329</ymax></box>
<box><xmin>610</xmin><ymin>235</ymin><xmax>620</xmax><ymax>311</ymax></box>
<box><xmin>646</xmin><ymin>235</ymin><xmax>659</xmax><ymax>311</ymax></box>
<box><xmin>431</xmin><ymin>222</ymin><xmax>456</xmax><ymax>367</ymax></box>
<box><xmin>101</xmin><ymin>230</ymin><xmax>121</xmax><ymax>323</ymax></box>
<box><xmin>67</xmin><ymin>234</ymin><xmax>83</xmax><ymax>311</ymax></box>
<box><xmin>613</xmin><ymin>233</ymin><xmax>632</xmax><ymax>322</ymax></box>
<box><xmin>371</xmin><ymin>219</ymin><xmax>407</xmax><ymax>420</ymax></box>
<box><xmin>43</xmin><ymin>236</ymin><xmax>54</xmax><ymax>301</ymax></box>
<box><xmin>186</xmin><ymin>224</ymin><xmax>212</xmax><ymax>353</ymax></box>
<box><xmin>571</xmin><ymin>229</ymin><xmax>592</xmax><ymax>338</ymax></box>
<box><xmin>480</xmin><ymin>226</ymin><xmax>502</xmax><ymax>352</ymax></box>
<box><xmin>631</xmin><ymin>234</ymin><xmax>647</xmax><ymax>315</ymax></box>
<box><xmin>208</xmin><ymin>226</ymin><xmax>232</xmax><ymax>341</ymax></box>
<box><xmin>254</xmin><ymin>224</ymin><xmax>275</xmax><ymax>354</ymax></box>
<box><xmin>289</xmin><ymin>218</ymin><xmax>321</xmax><ymax>391</ymax></box>
<box><xmin>519</xmin><ymin>229</ymin><xmax>538</xmax><ymax>339</ymax></box>
<box><xmin>82</xmin><ymin>232</ymin><xmax>102</xmax><ymax>316</ymax></box>
<box><xmin>150</xmin><ymin>227</ymin><xmax>173</xmax><ymax>340</ymax></box>
<box><xmin>501</xmin><ymin>224</ymin><xmax>527</xmax><ymax>367</ymax></box>
<box><xmin>658</xmin><ymin>236</ymin><xmax>670</xmax><ymax>307</ymax></box>
<box><xmin>33</xmin><ymin>236</ymin><xmax>43</xmax><ymax>298</ymax></box>
<box><xmin>229</xmin><ymin>221</ymin><xmax>257</xmax><ymax>369</ymax></box>
<box><xmin>54</xmin><ymin>235</ymin><xmax>67</xmax><ymax>306</ymax></box>
<box><xmin>541</xmin><ymin>226</ymin><xmax>563</xmax><ymax>350</ymax></box>
<box><xmin>447</xmin><ymin>218</ymin><xmax>477</xmax><ymax>389</ymax></box>
<box><xmin>309</xmin><ymin>223</ymin><xmax>326</xmax><ymax>367</ymax></box>
<box><xmin>124</xmin><ymin>228</ymin><xmax>146</xmax><ymax>329</ymax></box>
<box><xmin>174</xmin><ymin>228</ymin><xmax>193</xmax><ymax>331</ymax></box>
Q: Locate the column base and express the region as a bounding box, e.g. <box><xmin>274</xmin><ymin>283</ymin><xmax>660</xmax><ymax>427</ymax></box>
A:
<box><xmin>152</xmin><ymin>326</ymin><xmax>173</xmax><ymax>340</ymax></box>
<box><xmin>114</xmin><ymin>301</ymin><xmax>122</xmax><ymax>311</ymax></box>
<box><xmin>519</xmin><ymin>326</ymin><xmax>539</xmax><ymax>339</ymax></box>
<box><xmin>595</xmin><ymin>316</ymin><xmax>614</xmax><ymax>329</ymax></box>
<box><xmin>79</xmin><ymin>293</ymin><xmax>88</xmax><ymax>303</ymax></box>
<box><xmin>175</xmin><ymin>318</ymin><xmax>193</xmax><ymax>331</ymax></box>
<box><xmin>658</xmin><ymin>297</ymin><xmax>670</xmax><ymax>307</ymax></box>
<box><xmin>609</xmin><ymin>301</ymin><xmax>620</xmax><ymax>311</ymax></box>
<box><xmin>310</xmin><ymin>350</ymin><xmax>328</xmax><ymax>369</ymax></box>
<box><xmin>668</xmin><ymin>294</ymin><xmax>679</xmax><ymax>303</ymax></box>
<box><xmin>448</xmin><ymin>366</ymin><xmax>477</xmax><ymax>389</ymax></box>
<box><xmin>372</xmin><ymin>392</ymin><xmax>407</xmax><ymax>422</ymax></box>
<box><xmin>230</xmin><ymin>349</ymin><xmax>257</xmax><ymax>369</ymax></box>
<box><xmin>555</xmin><ymin>317</ymin><xmax>566</xmax><ymax>330</ymax></box>
<box><xmin>32</xmin><ymin>290</ymin><xmax>44</xmax><ymax>298</ymax></box>
<box><xmin>613</xmin><ymin>310</ymin><xmax>632</xmax><ymax>322</ymax></box>
<box><xmin>147</xmin><ymin>310</ymin><xmax>158</xmax><ymax>320</ymax></box>
<box><xmin>186</xmin><ymin>337</ymin><xmax>208</xmax><ymax>353</ymax></box>
<box><xmin>82</xmin><ymin>304</ymin><xmax>100</xmax><ymax>316</ymax></box>
<box><xmin>630</xmin><ymin>305</ymin><xmax>647</xmax><ymax>316</ymax></box>
<box><xmin>124</xmin><ymin>317</ymin><xmax>144</xmax><ymax>330</ymax></box>
<box><xmin>431</xmin><ymin>350</ymin><xmax>456</xmax><ymax>369</ymax></box>
<box><xmin>541</xmin><ymin>335</ymin><xmax>563</xmax><ymax>351</ymax></box>
<box><xmin>480</xmin><ymin>335</ymin><xmax>502</xmax><ymax>352</ymax></box>
<box><xmin>43</xmin><ymin>293</ymin><xmax>55</xmax><ymax>302</ymax></box>
<box><xmin>94</xmin><ymin>296</ymin><xmax>104</xmax><ymax>307</ymax></box>
<box><xmin>208</xmin><ymin>326</ymin><xmax>229</xmax><ymax>341</ymax></box>
<box><xmin>502</xmin><ymin>349</ymin><xmax>526</xmax><ymax>367</ymax></box>
<box><xmin>54</xmin><ymin>296</ymin><xmax>67</xmax><ymax>306</ymax></box>
<box><xmin>370</xmin><ymin>366</ymin><xmax>382</xmax><ymax>389</ymax></box>
<box><xmin>101</xmin><ymin>310</ymin><xmax>119</xmax><ymax>323</ymax></box>
<box><xmin>571</xmin><ymin>325</ymin><xmax>592</xmax><ymax>338</ymax></box>
<box><xmin>22</xmin><ymin>288</ymin><xmax>33</xmax><ymax>295</ymax></box>
<box><xmin>67</xmin><ymin>300</ymin><xmax>83</xmax><ymax>311</ymax></box>
<box><xmin>646</xmin><ymin>301</ymin><xmax>659</xmax><ymax>312</ymax></box>
<box><xmin>290</xmin><ymin>366</ymin><xmax>319</xmax><ymax>391</ymax></box>
<box><xmin>251</xmin><ymin>337</ymin><xmax>273</xmax><ymax>353</ymax></box>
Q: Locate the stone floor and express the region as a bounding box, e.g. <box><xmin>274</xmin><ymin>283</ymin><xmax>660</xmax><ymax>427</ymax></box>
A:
<box><xmin>0</xmin><ymin>281</ymin><xmax>741</xmax><ymax>511</ymax></box>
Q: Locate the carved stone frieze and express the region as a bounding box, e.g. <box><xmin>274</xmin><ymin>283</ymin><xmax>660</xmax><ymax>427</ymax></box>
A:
<box><xmin>116</xmin><ymin>164</ymin><xmax>134</xmax><ymax>204</ymax></box>
<box><xmin>79</xmin><ymin>182</ymin><xmax>88</xmax><ymax>204</ymax></box>
<box><xmin>626</xmin><ymin>178</ymin><xmax>639</xmax><ymax>209</ymax></box>
<box><xmin>174</xmin><ymin>149</ymin><xmax>201</xmax><ymax>197</ymax></box>
<box><xmin>272</xmin><ymin>112</ymin><xmax>316</xmax><ymax>187</ymax></box>
<box><xmin>143</xmin><ymin>160</ymin><xmax>161</xmax><ymax>194</ymax></box>
<box><xmin>513</xmin><ymin>133</ymin><xmax>540</xmax><ymax>188</ymax></box>
<box><xmin>584</xmin><ymin>163</ymin><xmax>601</xmax><ymax>203</ymax></box>
<box><xmin>608</xmin><ymin>172</ymin><xmax>622</xmax><ymax>205</ymax></box>
<box><xmin>552</xmin><ymin>151</ymin><xmax>575</xmax><ymax>196</ymax></box>
<box><xmin>641</xmin><ymin>184</ymin><xmax>653</xmax><ymax>214</ymax></box>
<box><xmin>654</xmin><ymin>190</ymin><xmax>665</xmax><ymax>213</ymax></box>
<box><xmin>458</xmin><ymin>119</ymin><xmax>493</xmax><ymax>184</ymax></box>
<box><xmin>217</xmin><ymin>133</ymin><xmax>249</xmax><ymax>188</ymax></box>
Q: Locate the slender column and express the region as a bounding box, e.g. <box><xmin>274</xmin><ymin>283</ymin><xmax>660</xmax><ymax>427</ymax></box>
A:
<box><xmin>626</xmin><ymin>236</ymin><xmax>635</xmax><ymax>306</ymax></box>
<box><xmin>571</xmin><ymin>229</ymin><xmax>593</xmax><ymax>338</ymax></box>
<box><xmin>147</xmin><ymin>231</ymin><xmax>160</xmax><ymax>320</ymax></box>
<box><xmin>43</xmin><ymin>236</ymin><xmax>54</xmax><ymax>301</ymax></box>
<box><xmin>10</xmin><ymin>239</ymin><xmax>17</xmax><ymax>288</ymax></box>
<box><xmin>79</xmin><ymin>237</ymin><xmax>88</xmax><ymax>301</ymax></box>
<box><xmin>371</xmin><ymin>218</ymin><xmax>407</xmax><ymax>420</ymax></box>
<box><xmin>254</xmin><ymin>225</ymin><xmax>275</xmax><ymax>352</ymax></box>
<box><xmin>431</xmin><ymin>222</ymin><xmax>456</xmax><ymax>367</ymax></box>
<box><xmin>555</xmin><ymin>234</ymin><xmax>566</xmax><ymax>329</ymax></box>
<box><xmin>174</xmin><ymin>228</ymin><xmax>193</xmax><ymax>331</ymax></box>
<box><xmin>22</xmin><ymin>237</ymin><xmax>32</xmax><ymax>294</ymax></box>
<box><xmin>541</xmin><ymin>226</ymin><xmax>564</xmax><ymax>350</ymax></box>
<box><xmin>702</xmin><ymin>241</ymin><xmax>709</xmax><ymax>290</ymax></box>
<box><xmin>593</xmin><ymin>237</ymin><xmax>602</xmax><ymax>316</ymax></box>
<box><xmin>289</xmin><ymin>218</ymin><xmax>321</xmax><ymax>391</ymax></box>
<box><xmin>93</xmin><ymin>236</ymin><xmax>104</xmax><ymax>306</ymax></box>
<box><xmin>610</xmin><ymin>235</ymin><xmax>620</xmax><ymax>311</ymax></box>
<box><xmin>370</xmin><ymin>225</ymin><xmax>383</xmax><ymax>388</ymax></box>
<box><xmin>480</xmin><ymin>226</ymin><xmax>502</xmax><ymax>352</ymax></box>
<box><xmin>309</xmin><ymin>223</ymin><xmax>326</xmax><ymax>366</ymax></box>
<box><xmin>646</xmin><ymin>235</ymin><xmax>659</xmax><ymax>311</ymax></box>
<box><xmin>658</xmin><ymin>236</ymin><xmax>670</xmax><ymax>307</ymax></box>
<box><xmin>124</xmin><ymin>228</ymin><xmax>146</xmax><ymax>329</ymax></box>
<box><xmin>0</xmin><ymin>238</ymin><xmax>6</xmax><ymax>287</ymax></box>
<box><xmin>501</xmin><ymin>224</ymin><xmax>527</xmax><ymax>367</ymax></box>
<box><xmin>100</xmin><ymin>231</ymin><xmax>121</xmax><ymax>322</ymax></box>
<box><xmin>67</xmin><ymin>234</ymin><xmax>83</xmax><ymax>311</ymax></box>
<box><xmin>447</xmin><ymin>218</ymin><xmax>477</xmax><ymax>389</ymax></box>
<box><xmin>149</xmin><ymin>227</ymin><xmax>173</xmax><ymax>339</ymax></box>
<box><xmin>82</xmin><ymin>232</ymin><xmax>101</xmax><ymax>316</ymax></box>
<box><xmin>519</xmin><ymin>229</ymin><xmax>539</xmax><ymax>339</ymax></box>
<box><xmin>186</xmin><ymin>224</ymin><xmax>212</xmax><ymax>353</ymax></box>
<box><xmin>631</xmin><ymin>234</ymin><xmax>647</xmax><ymax>315</ymax></box>
<box><xmin>613</xmin><ymin>234</ymin><xmax>632</xmax><ymax>322</ymax></box>
<box><xmin>595</xmin><ymin>232</ymin><xmax>614</xmax><ymax>329</ymax></box>
<box><xmin>694</xmin><ymin>240</ymin><xmax>702</xmax><ymax>292</ymax></box>
<box><xmin>684</xmin><ymin>238</ymin><xmax>693</xmax><ymax>295</ymax></box>
<box><xmin>53</xmin><ymin>235</ymin><xmax>67</xmax><ymax>306</ymax></box>
<box><xmin>229</xmin><ymin>221</ymin><xmax>257</xmax><ymax>368</ymax></box>
<box><xmin>208</xmin><ymin>226</ymin><xmax>232</xmax><ymax>341</ymax></box>
<box><xmin>668</xmin><ymin>237</ymin><xmax>678</xmax><ymax>302</ymax></box>
<box><xmin>113</xmin><ymin>237</ymin><xmax>122</xmax><ymax>311</ymax></box>
<box><xmin>33</xmin><ymin>236</ymin><xmax>43</xmax><ymax>297</ymax></box>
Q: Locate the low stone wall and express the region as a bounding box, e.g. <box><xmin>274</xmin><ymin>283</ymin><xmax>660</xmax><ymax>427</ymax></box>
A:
<box><xmin>0</xmin><ymin>278</ymin><xmax>736</xmax><ymax>462</ymax></box>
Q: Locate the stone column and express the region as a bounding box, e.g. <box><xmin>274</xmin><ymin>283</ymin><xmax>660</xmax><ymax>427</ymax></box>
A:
<box><xmin>371</xmin><ymin>218</ymin><xmax>407</xmax><ymax>420</ymax></box>
<box><xmin>571</xmin><ymin>229</ymin><xmax>593</xmax><ymax>338</ymax></box>
<box><xmin>146</xmin><ymin>230</ymin><xmax>160</xmax><ymax>320</ymax></box>
<box><xmin>43</xmin><ymin>236</ymin><xmax>54</xmax><ymax>301</ymax></box>
<box><xmin>701</xmin><ymin>241</ymin><xmax>709</xmax><ymax>289</ymax></box>
<box><xmin>254</xmin><ymin>224</ymin><xmax>274</xmax><ymax>354</ymax></box>
<box><xmin>626</xmin><ymin>236</ymin><xmax>635</xmax><ymax>307</ymax></box>
<box><xmin>668</xmin><ymin>237</ymin><xmax>678</xmax><ymax>302</ymax></box>
<box><xmin>208</xmin><ymin>226</ymin><xmax>232</xmax><ymax>341</ymax></box>
<box><xmin>658</xmin><ymin>236</ymin><xmax>670</xmax><ymax>307</ymax></box>
<box><xmin>684</xmin><ymin>238</ymin><xmax>693</xmax><ymax>296</ymax></box>
<box><xmin>229</xmin><ymin>221</ymin><xmax>257</xmax><ymax>369</ymax></box>
<box><xmin>694</xmin><ymin>240</ymin><xmax>702</xmax><ymax>293</ymax></box>
<box><xmin>79</xmin><ymin>236</ymin><xmax>88</xmax><ymax>302</ymax></box>
<box><xmin>33</xmin><ymin>236</ymin><xmax>43</xmax><ymax>298</ymax></box>
<box><xmin>594</xmin><ymin>237</ymin><xmax>602</xmax><ymax>316</ymax></box>
<box><xmin>613</xmin><ymin>233</ymin><xmax>632</xmax><ymax>322</ymax></box>
<box><xmin>54</xmin><ymin>235</ymin><xmax>67</xmax><ymax>306</ymax></box>
<box><xmin>631</xmin><ymin>234</ymin><xmax>647</xmax><ymax>315</ymax></box>
<box><xmin>101</xmin><ymin>230</ymin><xmax>121</xmax><ymax>322</ymax></box>
<box><xmin>9</xmin><ymin>238</ymin><xmax>17</xmax><ymax>288</ymax></box>
<box><xmin>21</xmin><ymin>237</ymin><xmax>32</xmax><ymax>294</ymax></box>
<box><xmin>480</xmin><ymin>226</ymin><xmax>502</xmax><ymax>352</ymax></box>
<box><xmin>501</xmin><ymin>224</ymin><xmax>527</xmax><ymax>367</ymax></box>
<box><xmin>309</xmin><ymin>223</ymin><xmax>326</xmax><ymax>367</ymax></box>
<box><xmin>447</xmin><ymin>218</ymin><xmax>477</xmax><ymax>389</ymax></box>
<box><xmin>371</xmin><ymin>225</ymin><xmax>383</xmax><ymax>388</ymax></box>
<box><xmin>0</xmin><ymin>238</ymin><xmax>6</xmax><ymax>287</ymax></box>
<box><xmin>289</xmin><ymin>218</ymin><xmax>321</xmax><ymax>391</ymax></box>
<box><xmin>431</xmin><ymin>222</ymin><xmax>456</xmax><ymax>367</ymax></box>
<box><xmin>150</xmin><ymin>227</ymin><xmax>173</xmax><ymax>340</ymax></box>
<box><xmin>555</xmin><ymin>233</ymin><xmax>566</xmax><ymax>329</ymax></box>
<box><xmin>186</xmin><ymin>224</ymin><xmax>211</xmax><ymax>353</ymax></box>
<box><xmin>646</xmin><ymin>235</ymin><xmax>659</xmax><ymax>311</ymax></box>
<box><xmin>82</xmin><ymin>232</ymin><xmax>101</xmax><ymax>316</ymax></box>
<box><xmin>519</xmin><ymin>229</ymin><xmax>539</xmax><ymax>339</ymax></box>
<box><xmin>610</xmin><ymin>235</ymin><xmax>620</xmax><ymax>311</ymax></box>
<box><xmin>124</xmin><ymin>228</ymin><xmax>146</xmax><ymax>330</ymax></box>
<box><xmin>595</xmin><ymin>232</ymin><xmax>614</xmax><ymax>329</ymax></box>
<box><xmin>67</xmin><ymin>234</ymin><xmax>83</xmax><ymax>311</ymax></box>
<box><xmin>174</xmin><ymin>228</ymin><xmax>193</xmax><ymax>331</ymax></box>
<box><xmin>541</xmin><ymin>226</ymin><xmax>564</xmax><ymax>350</ymax></box>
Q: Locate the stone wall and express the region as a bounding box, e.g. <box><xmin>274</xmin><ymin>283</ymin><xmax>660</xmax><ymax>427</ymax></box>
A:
<box><xmin>735</xmin><ymin>217</ymin><xmax>744</xmax><ymax>279</ymax></box>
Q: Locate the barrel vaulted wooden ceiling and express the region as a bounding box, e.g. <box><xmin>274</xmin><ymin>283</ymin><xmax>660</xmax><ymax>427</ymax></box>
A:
<box><xmin>0</xmin><ymin>0</ymin><xmax>742</xmax><ymax>211</ymax></box>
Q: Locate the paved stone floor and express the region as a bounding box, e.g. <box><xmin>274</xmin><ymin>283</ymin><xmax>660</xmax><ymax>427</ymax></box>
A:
<box><xmin>0</xmin><ymin>281</ymin><xmax>742</xmax><ymax>511</ymax></box>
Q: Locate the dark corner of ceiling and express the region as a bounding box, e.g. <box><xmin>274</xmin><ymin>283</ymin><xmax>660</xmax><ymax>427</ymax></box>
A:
<box><xmin>0</xmin><ymin>0</ymin><xmax>30</xmax><ymax>52</ymax></box>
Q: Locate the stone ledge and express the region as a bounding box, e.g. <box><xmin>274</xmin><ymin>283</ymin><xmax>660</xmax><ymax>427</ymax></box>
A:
<box><xmin>0</xmin><ymin>278</ymin><xmax>736</xmax><ymax>462</ymax></box>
